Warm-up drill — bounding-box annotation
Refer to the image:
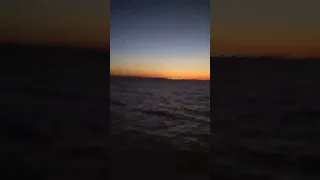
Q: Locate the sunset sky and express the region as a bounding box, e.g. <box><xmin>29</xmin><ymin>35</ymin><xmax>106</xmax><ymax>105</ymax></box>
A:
<box><xmin>211</xmin><ymin>0</ymin><xmax>320</xmax><ymax>57</ymax></box>
<box><xmin>0</xmin><ymin>0</ymin><xmax>109</xmax><ymax>49</ymax></box>
<box><xmin>110</xmin><ymin>0</ymin><xmax>210</xmax><ymax>80</ymax></box>
<box><xmin>1</xmin><ymin>0</ymin><xmax>319</xmax><ymax>75</ymax></box>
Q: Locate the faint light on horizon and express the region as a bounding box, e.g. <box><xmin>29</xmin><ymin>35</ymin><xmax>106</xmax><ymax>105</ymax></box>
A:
<box><xmin>167</xmin><ymin>77</ymin><xmax>185</xmax><ymax>80</ymax></box>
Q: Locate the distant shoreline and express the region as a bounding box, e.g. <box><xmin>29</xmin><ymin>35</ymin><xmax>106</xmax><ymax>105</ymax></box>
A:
<box><xmin>110</xmin><ymin>75</ymin><xmax>210</xmax><ymax>81</ymax></box>
<box><xmin>211</xmin><ymin>55</ymin><xmax>320</xmax><ymax>61</ymax></box>
<box><xmin>0</xmin><ymin>42</ymin><xmax>109</xmax><ymax>53</ymax></box>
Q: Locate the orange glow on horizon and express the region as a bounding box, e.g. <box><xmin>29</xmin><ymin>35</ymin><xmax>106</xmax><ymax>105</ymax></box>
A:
<box><xmin>110</xmin><ymin>68</ymin><xmax>210</xmax><ymax>80</ymax></box>
<box><xmin>110</xmin><ymin>60</ymin><xmax>210</xmax><ymax>80</ymax></box>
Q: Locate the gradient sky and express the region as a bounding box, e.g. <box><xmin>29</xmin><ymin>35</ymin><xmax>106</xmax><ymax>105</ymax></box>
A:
<box><xmin>212</xmin><ymin>0</ymin><xmax>320</xmax><ymax>57</ymax></box>
<box><xmin>110</xmin><ymin>0</ymin><xmax>210</xmax><ymax>80</ymax></box>
<box><xmin>0</xmin><ymin>0</ymin><xmax>109</xmax><ymax>49</ymax></box>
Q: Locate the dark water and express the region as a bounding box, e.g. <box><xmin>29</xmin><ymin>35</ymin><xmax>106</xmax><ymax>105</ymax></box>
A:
<box><xmin>212</xmin><ymin>58</ymin><xmax>320</xmax><ymax>180</ymax></box>
<box><xmin>110</xmin><ymin>76</ymin><xmax>210</xmax><ymax>152</ymax></box>
<box><xmin>1</xmin><ymin>46</ymin><xmax>110</xmax><ymax>179</ymax></box>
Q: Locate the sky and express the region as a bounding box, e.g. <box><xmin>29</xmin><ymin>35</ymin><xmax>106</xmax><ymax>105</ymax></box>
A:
<box><xmin>0</xmin><ymin>0</ymin><xmax>109</xmax><ymax>49</ymax></box>
<box><xmin>110</xmin><ymin>0</ymin><xmax>210</xmax><ymax>80</ymax></box>
<box><xmin>211</xmin><ymin>0</ymin><xmax>320</xmax><ymax>57</ymax></box>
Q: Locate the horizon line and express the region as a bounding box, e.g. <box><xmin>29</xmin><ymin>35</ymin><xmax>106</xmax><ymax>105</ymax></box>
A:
<box><xmin>110</xmin><ymin>74</ymin><xmax>210</xmax><ymax>81</ymax></box>
<box><xmin>211</xmin><ymin>54</ymin><xmax>320</xmax><ymax>59</ymax></box>
<box><xmin>0</xmin><ymin>41</ymin><xmax>110</xmax><ymax>51</ymax></box>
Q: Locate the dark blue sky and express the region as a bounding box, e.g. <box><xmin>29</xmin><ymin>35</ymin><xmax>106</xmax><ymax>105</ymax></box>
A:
<box><xmin>110</xmin><ymin>0</ymin><xmax>210</xmax><ymax>79</ymax></box>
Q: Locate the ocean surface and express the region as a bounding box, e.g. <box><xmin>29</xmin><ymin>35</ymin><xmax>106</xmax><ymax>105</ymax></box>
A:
<box><xmin>4</xmin><ymin>46</ymin><xmax>320</xmax><ymax>179</ymax></box>
<box><xmin>1</xmin><ymin>47</ymin><xmax>110</xmax><ymax>179</ymax></box>
<box><xmin>110</xmin><ymin>76</ymin><xmax>210</xmax><ymax>152</ymax></box>
<box><xmin>211</xmin><ymin>58</ymin><xmax>320</xmax><ymax>180</ymax></box>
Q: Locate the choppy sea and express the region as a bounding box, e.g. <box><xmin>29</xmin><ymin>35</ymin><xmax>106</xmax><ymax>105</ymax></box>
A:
<box><xmin>110</xmin><ymin>76</ymin><xmax>210</xmax><ymax>152</ymax></box>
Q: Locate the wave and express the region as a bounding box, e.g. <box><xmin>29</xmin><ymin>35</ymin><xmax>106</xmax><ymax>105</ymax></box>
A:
<box><xmin>110</xmin><ymin>98</ymin><xmax>126</xmax><ymax>107</ymax></box>
<box><xmin>142</xmin><ymin>110</ymin><xmax>181</xmax><ymax>119</ymax></box>
<box><xmin>110</xmin><ymin>78</ymin><xmax>210</xmax><ymax>152</ymax></box>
